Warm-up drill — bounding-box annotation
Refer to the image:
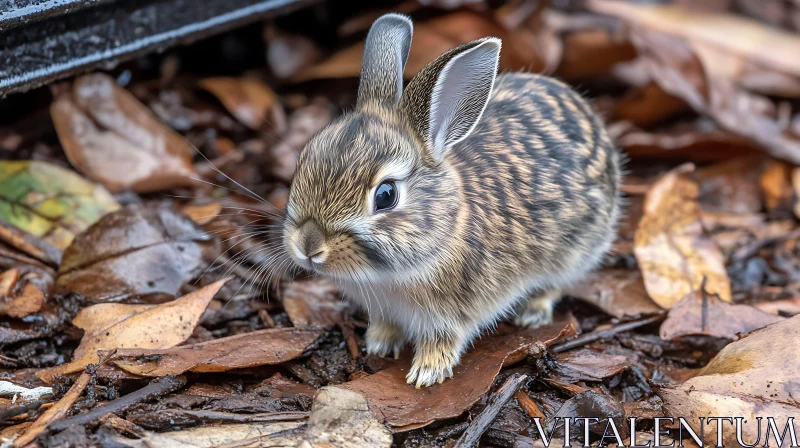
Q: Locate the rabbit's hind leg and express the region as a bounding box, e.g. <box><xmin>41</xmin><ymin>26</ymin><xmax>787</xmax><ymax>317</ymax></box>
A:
<box><xmin>513</xmin><ymin>289</ymin><xmax>561</xmax><ymax>329</ymax></box>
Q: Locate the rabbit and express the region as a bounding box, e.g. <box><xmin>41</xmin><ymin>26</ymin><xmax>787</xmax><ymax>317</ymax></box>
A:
<box><xmin>282</xmin><ymin>13</ymin><xmax>621</xmax><ymax>387</ymax></box>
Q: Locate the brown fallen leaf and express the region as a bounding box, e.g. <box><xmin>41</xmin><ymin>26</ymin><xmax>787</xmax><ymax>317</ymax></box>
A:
<box><xmin>552</xmin><ymin>349</ymin><xmax>631</xmax><ymax>382</ymax></box>
<box><xmin>657</xmin><ymin>315</ymin><xmax>800</xmax><ymax>447</ymax></box>
<box><xmin>294</xmin><ymin>10</ymin><xmax>544</xmax><ymax>83</ymax></box>
<box><xmin>694</xmin><ymin>156</ymin><xmax>767</xmax><ymax>214</ymax></box>
<box><xmin>0</xmin><ymin>283</ymin><xmax>44</xmax><ymax>318</ymax></box>
<box><xmin>754</xmin><ymin>297</ymin><xmax>800</xmax><ymax>316</ymax></box>
<box><xmin>340</xmin><ymin>318</ymin><xmax>576</xmax><ymax>430</ymax></box>
<box><xmin>566</xmin><ymin>269</ymin><xmax>662</xmax><ymax>319</ymax></box>
<box><xmin>596</xmin><ymin>5</ymin><xmax>800</xmax><ymax>165</ymax></box>
<box><xmin>108</xmin><ymin>328</ymin><xmax>323</xmax><ymax>376</ymax></box>
<box><xmin>660</xmin><ymin>289</ymin><xmax>784</xmax><ymax>341</ymax></box>
<box><xmin>760</xmin><ymin>160</ymin><xmax>794</xmax><ymax>215</ymax></box>
<box><xmin>38</xmin><ymin>278</ymin><xmax>228</xmax><ymax>383</ymax></box>
<box><xmin>51</xmin><ymin>73</ymin><xmax>196</xmax><ymax>193</ymax></box>
<box><xmin>268</xmin><ymin>99</ymin><xmax>333</xmax><ymax>183</ymax></box>
<box><xmin>634</xmin><ymin>163</ymin><xmax>732</xmax><ymax>308</ymax></box>
<box><xmin>0</xmin><ymin>268</ymin><xmax>19</xmax><ymax>296</ymax></box>
<box><xmin>282</xmin><ymin>279</ymin><xmax>347</xmax><ymax>330</ymax></box>
<box><xmin>55</xmin><ymin>205</ymin><xmax>210</xmax><ymax>303</ymax></box>
<box><xmin>198</xmin><ymin>77</ymin><xmax>281</xmax><ymax>131</ymax></box>
<box><xmin>181</xmin><ymin>202</ymin><xmax>222</xmax><ymax>225</ymax></box>
<box><xmin>15</xmin><ymin>372</ymin><xmax>90</xmax><ymax>447</ymax></box>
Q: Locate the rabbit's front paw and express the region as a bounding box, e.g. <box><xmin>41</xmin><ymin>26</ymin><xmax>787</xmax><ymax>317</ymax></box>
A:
<box><xmin>406</xmin><ymin>338</ymin><xmax>460</xmax><ymax>388</ymax></box>
<box><xmin>366</xmin><ymin>320</ymin><xmax>404</xmax><ymax>359</ymax></box>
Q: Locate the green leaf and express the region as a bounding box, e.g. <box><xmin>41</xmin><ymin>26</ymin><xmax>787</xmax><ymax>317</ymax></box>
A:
<box><xmin>0</xmin><ymin>160</ymin><xmax>120</xmax><ymax>251</ymax></box>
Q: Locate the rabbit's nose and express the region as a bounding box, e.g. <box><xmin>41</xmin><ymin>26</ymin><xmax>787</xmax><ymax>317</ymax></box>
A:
<box><xmin>296</xmin><ymin>220</ymin><xmax>328</xmax><ymax>264</ymax></box>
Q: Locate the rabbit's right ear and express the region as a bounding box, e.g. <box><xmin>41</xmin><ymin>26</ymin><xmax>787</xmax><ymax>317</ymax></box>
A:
<box><xmin>400</xmin><ymin>38</ymin><xmax>501</xmax><ymax>161</ymax></box>
<box><xmin>357</xmin><ymin>14</ymin><xmax>413</xmax><ymax>108</ymax></box>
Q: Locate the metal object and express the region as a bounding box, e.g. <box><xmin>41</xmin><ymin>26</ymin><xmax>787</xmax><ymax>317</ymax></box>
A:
<box><xmin>0</xmin><ymin>0</ymin><xmax>316</xmax><ymax>96</ymax></box>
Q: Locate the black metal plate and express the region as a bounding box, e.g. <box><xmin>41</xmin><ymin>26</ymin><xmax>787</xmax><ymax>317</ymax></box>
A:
<box><xmin>0</xmin><ymin>0</ymin><xmax>316</xmax><ymax>96</ymax></box>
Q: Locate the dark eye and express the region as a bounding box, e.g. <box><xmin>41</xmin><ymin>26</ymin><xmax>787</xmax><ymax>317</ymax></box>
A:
<box><xmin>374</xmin><ymin>181</ymin><xmax>398</xmax><ymax>211</ymax></box>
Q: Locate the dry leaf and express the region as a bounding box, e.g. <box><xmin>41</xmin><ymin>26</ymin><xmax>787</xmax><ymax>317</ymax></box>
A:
<box><xmin>566</xmin><ymin>269</ymin><xmax>662</xmax><ymax>319</ymax></box>
<box><xmin>0</xmin><ymin>283</ymin><xmax>44</xmax><ymax>318</ymax></box>
<box><xmin>597</xmin><ymin>6</ymin><xmax>800</xmax><ymax>165</ymax></box>
<box><xmin>294</xmin><ymin>11</ymin><xmax>544</xmax><ymax>83</ymax></box>
<box><xmin>51</xmin><ymin>73</ymin><xmax>196</xmax><ymax>193</ymax></box>
<box><xmin>268</xmin><ymin>100</ymin><xmax>333</xmax><ymax>182</ymax></box>
<box><xmin>553</xmin><ymin>349</ymin><xmax>631</xmax><ymax>382</ymax></box>
<box><xmin>0</xmin><ymin>268</ymin><xmax>19</xmax><ymax>296</ymax></box>
<box><xmin>0</xmin><ymin>160</ymin><xmax>119</xmax><ymax>255</ymax></box>
<box><xmin>199</xmin><ymin>77</ymin><xmax>281</xmax><ymax>130</ymax></box>
<box><xmin>181</xmin><ymin>202</ymin><xmax>222</xmax><ymax>225</ymax></box>
<box><xmin>55</xmin><ymin>205</ymin><xmax>210</xmax><ymax>303</ymax></box>
<box><xmin>38</xmin><ymin>278</ymin><xmax>228</xmax><ymax>383</ymax></box>
<box><xmin>760</xmin><ymin>160</ymin><xmax>794</xmax><ymax>214</ymax></box>
<box><xmin>754</xmin><ymin>297</ymin><xmax>800</xmax><ymax>316</ymax></box>
<box><xmin>657</xmin><ymin>315</ymin><xmax>800</xmax><ymax>446</ymax></box>
<box><xmin>340</xmin><ymin>318</ymin><xmax>576</xmax><ymax>430</ymax></box>
<box><xmin>660</xmin><ymin>289</ymin><xmax>784</xmax><ymax>340</ymax></box>
<box><xmin>299</xmin><ymin>387</ymin><xmax>392</xmax><ymax>448</ymax></box>
<box><xmin>694</xmin><ymin>156</ymin><xmax>767</xmax><ymax>214</ymax></box>
<box><xmin>634</xmin><ymin>163</ymin><xmax>732</xmax><ymax>308</ymax></box>
<box><xmin>282</xmin><ymin>279</ymin><xmax>346</xmax><ymax>330</ymax></box>
<box><xmin>109</xmin><ymin>328</ymin><xmax>324</xmax><ymax>376</ymax></box>
<box><xmin>116</xmin><ymin>422</ymin><xmax>303</xmax><ymax>448</ymax></box>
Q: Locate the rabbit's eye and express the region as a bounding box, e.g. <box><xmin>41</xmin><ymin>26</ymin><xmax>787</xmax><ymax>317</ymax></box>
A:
<box><xmin>374</xmin><ymin>181</ymin><xmax>398</xmax><ymax>211</ymax></box>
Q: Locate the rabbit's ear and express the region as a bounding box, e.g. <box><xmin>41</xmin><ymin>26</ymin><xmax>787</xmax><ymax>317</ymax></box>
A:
<box><xmin>357</xmin><ymin>13</ymin><xmax>413</xmax><ymax>108</ymax></box>
<box><xmin>400</xmin><ymin>38</ymin><xmax>501</xmax><ymax>160</ymax></box>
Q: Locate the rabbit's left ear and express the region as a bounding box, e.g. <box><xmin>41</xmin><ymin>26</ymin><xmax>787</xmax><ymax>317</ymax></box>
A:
<box><xmin>400</xmin><ymin>37</ymin><xmax>501</xmax><ymax>161</ymax></box>
<box><xmin>357</xmin><ymin>13</ymin><xmax>413</xmax><ymax>108</ymax></box>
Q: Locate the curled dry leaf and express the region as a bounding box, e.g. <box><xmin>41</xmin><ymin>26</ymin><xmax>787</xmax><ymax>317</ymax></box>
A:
<box><xmin>341</xmin><ymin>318</ymin><xmax>576</xmax><ymax>430</ymax></box>
<box><xmin>694</xmin><ymin>156</ymin><xmax>767</xmax><ymax>214</ymax></box>
<box><xmin>38</xmin><ymin>278</ymin><xmax>228</xmax><ymax>383</ymax></box>
<box><xmin>181</xmin><ymin>202</ymin><xmax>222</xmax><ymax>225</ymax></box>
<box><xmin>51</xmin><ymin>73</ymin><xmax>196</xmax><ymax>193</ymax></box>
<box><xmin>760</xmin><ymin>160</ymin><xmax>794</xmax><ymax>215</ymax></box>
<box><xmin>55</xmin><ymin>205</ymin><xmax>210</xmax><ymax>303</ymax></box>
<box><xmin>282</xmin><ymin>279</ymin><xmax>347</xmax><ymax>330</ymax></box>
<box><xmin>754</xmin><ymin>297</ymin><xmax>800</xmax><ymax>316</ymax></box>
<box><xmin>0</xmin><ymin>268</ymin><xmax>18</xmax><ymax>296</ymax></box>
<box><xmin>198</xmin><ymin>77</ymin><xmax>281</xmax><ymax>130</ymax></box>
<box><xmin>656</xmin><ymin>315</ymin><xmax>800</xmax><ymax>447</ymax></box>
<box><xmin>0</xmin><ymin>160</ymin><xmax>119</xmax><ymax>254</ymax></box>
<box><xmin>659</xmin><ymin>289</ymin><xmax>783</xmax><ymax>341</ymax></box>
<box><xmin>634</xmin><ymin>163</ymin><xmax>732</xmax><ymax>308</ymax></box>
<box><xmin>108</xmin><ymin>327</ymin><xmax>324</xmax><ymax>376</ymax></box>
<box><xmin>566</xmin><ymin>269</ymin><xmax>661</xmax><ymax>319</ymax></box>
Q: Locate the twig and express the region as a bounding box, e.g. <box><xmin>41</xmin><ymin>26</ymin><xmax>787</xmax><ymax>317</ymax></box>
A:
<box><xmin>550</xmin><ymin>314</ymin><xmax>665</xmax><ymax>353</ymax></box>
<box><xmin>48</xmin><ymin>375</ymin><xmax>186</xmax><ymax>433</ymax></box>
<box><xmin>15</xmin><ymin>372</ymin><xmax>91</xmax><ymax>447</ymax></box>
<box><xmin>142</xmin><ymin>409</ymin><xmax>309</xmax><ymax>424</ymax></box>
<box><xmin>453</xmin><ymin>374</ymin><xmax>528</xmax><ymax>448</ymax></box>
<box><xmin>339</xmin><ymin>321</ymin><xmax>361</xmax><ymax>361</ymax></box>
<box><xmin>0</xmin><ymin>399</ymin><xmax>50</xmax><ymax>424</ymax></box>
<box><xmin>513</xmin><ymin>390</ymin><xmax>544</xmax><ymax>420</ymax></box>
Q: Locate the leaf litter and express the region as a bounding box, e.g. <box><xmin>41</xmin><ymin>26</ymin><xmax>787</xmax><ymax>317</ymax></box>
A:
<box><xmin>3</xmin><ymin>1</ymin><xmax>800</xmax><ymax>447</ymax></box>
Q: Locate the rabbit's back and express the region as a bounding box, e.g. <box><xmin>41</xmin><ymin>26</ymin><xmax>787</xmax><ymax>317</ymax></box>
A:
<box><xmin>448</xmin><ymin>72</ymin><xmax>621</xmax><ymax>291</ymax></box>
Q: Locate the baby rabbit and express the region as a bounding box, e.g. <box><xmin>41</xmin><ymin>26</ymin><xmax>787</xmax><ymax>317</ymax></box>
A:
<box><xmin>283</xmin><ymin>13</ymin><xmax>621</xmax><ymax>387</ymax></box>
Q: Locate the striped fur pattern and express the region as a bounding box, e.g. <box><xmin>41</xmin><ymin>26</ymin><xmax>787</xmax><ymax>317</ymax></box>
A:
<box><xmin>283</xmin><ymin>14</ymin><xmax>621</xmax><ymax>387</ymax></box>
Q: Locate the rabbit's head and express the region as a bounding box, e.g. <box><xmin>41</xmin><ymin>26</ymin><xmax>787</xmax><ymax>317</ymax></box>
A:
<box><xmin>284</xmin><ymin>13</ymin><xmax>501</xmax><ymax>283</ymax></box>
